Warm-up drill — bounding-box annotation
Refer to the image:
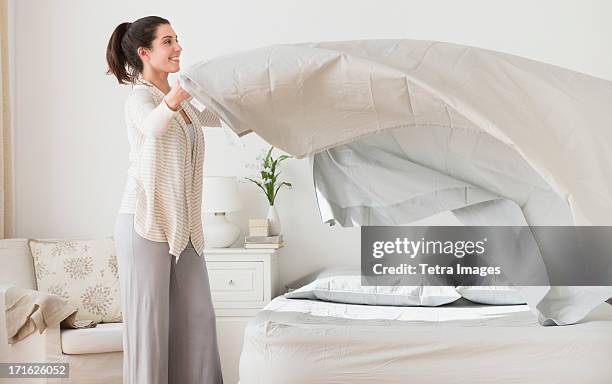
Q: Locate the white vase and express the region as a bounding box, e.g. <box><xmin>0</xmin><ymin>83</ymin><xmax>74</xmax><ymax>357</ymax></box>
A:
<box><xmin>267</xmin><ymin>205</ymin><xmax>281</xmax><ymax>236</ymax></box>
<box><xmin>206</xmin><ymin>212</ymin><xmax>240</xmax><ymax>248</ymax></box>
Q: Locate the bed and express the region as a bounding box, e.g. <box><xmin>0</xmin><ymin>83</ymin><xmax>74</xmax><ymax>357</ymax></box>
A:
<box><xmin>238</xmin><ymin>296</ymin><xmax>612</xmax><ymax>384</ymax></box>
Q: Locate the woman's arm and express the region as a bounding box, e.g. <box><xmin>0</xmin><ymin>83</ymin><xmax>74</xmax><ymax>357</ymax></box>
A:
<box><xmin>126</xmin><ymin>89</ymin><xmax>177</xmax><ymax>138</ymax></box>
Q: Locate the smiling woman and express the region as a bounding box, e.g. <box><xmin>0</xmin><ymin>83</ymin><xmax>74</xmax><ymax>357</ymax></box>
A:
<box><xmin>105</xmin><ymin>16</ymin><xmax>181</xmax><ymax>85</ymax></box>
<box><xmin>105</xmin><ymin>15</ymin><xmax>223</xmax><ymax>384</ymax></box>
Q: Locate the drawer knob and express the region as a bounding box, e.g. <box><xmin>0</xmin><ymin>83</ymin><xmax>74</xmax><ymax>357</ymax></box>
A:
<box><xmin>227</xmin><ymin>279</ymin><xmax>234</xmax><ymax>285</ymax></box>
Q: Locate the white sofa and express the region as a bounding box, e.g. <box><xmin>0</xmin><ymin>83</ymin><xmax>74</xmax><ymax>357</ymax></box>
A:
<box><xmin>0</xmin><ymin>239</ymin><xmax>123</xmax><ymax>384</ymax></box>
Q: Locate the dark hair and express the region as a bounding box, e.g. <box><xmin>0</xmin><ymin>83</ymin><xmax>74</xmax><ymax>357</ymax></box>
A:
<box><xmin>106</xmin><ymin>16</ymin><xmax>170</xmax><ymax>84</ymax></box>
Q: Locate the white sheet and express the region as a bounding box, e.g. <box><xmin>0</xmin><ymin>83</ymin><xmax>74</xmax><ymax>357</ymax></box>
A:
<box><xmin>181</xmin><ymin>39</ymin><xmax>612</xmax><ymax>226</ymax></box>
<box><xmin>181</xmin><ymin>39</ymin><xmax>612</xmax><ymax>325</ymax></box>
<box><xmin>239</xmin><ymin>296</ymin><xmax>612</xmax><ymax>384</ymax></box>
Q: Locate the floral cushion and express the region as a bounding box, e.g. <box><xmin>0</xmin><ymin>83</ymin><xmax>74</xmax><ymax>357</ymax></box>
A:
<box><xmin>28</xmin><ymin>238</ymin><xmax>122</xmax><ymax>323</ymax></box>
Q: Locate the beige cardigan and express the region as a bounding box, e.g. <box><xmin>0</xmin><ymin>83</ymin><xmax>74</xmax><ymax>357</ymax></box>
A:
<box><xmin>119</xmin><ymin>78</ymin><xmax>221</xmax><ymax>259</ymax></box>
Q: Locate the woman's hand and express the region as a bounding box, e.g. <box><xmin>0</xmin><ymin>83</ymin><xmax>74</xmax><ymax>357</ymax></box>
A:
<box><xmin>163</xmin><ymin>79</ymin><xmax>191</xmax><ymax>111</ymax></box>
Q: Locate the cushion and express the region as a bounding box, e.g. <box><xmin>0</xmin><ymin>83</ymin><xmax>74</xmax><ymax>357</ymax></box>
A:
<box><xmin>29</xmin><ymin>238</ymin><xmax>122</xmax><ymax>323</ymax></box>
<box><xmin>285</xmin><ymin>268</ymin><xmax>460</xmax><ymax>306</ymax></box>
<box><xmin>456</xmin><ymin>286</ymin><xmax>525</xmax><ymax>305</ymax></box>
<box><xmin>61</xmin><ymin>322</ymin><xmax>123</xmax><ymax>354</ymax></box>
<box><xmin>0</xmin><ymin>239</ymin><xmax>37</xmax><ymax>289</ymax></box>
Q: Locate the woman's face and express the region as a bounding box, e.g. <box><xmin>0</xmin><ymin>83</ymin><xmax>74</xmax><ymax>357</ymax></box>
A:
<box><xmin>139</xmin><ymin>23</ymin><xmax>182</xmax><ymax>74</ymax></box>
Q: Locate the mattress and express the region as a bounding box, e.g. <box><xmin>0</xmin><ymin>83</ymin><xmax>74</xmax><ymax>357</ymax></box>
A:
<box><xmin>239</xmin><ymin>296</ymin><xmax>612</xmax><ymax>384</ymax></box>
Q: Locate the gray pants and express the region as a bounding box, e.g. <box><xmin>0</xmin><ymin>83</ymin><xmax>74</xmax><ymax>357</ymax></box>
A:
<box><xmin>114</xmin><ymin>214</ymin><xmax>223</xmax><ymax>384</ymax></box>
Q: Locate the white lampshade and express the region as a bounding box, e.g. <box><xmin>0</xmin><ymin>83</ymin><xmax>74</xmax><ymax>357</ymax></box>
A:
<box><xmin>203</xmin><ymin>176</ymin><xmax>243</xmax><ymax>213</ymax></box>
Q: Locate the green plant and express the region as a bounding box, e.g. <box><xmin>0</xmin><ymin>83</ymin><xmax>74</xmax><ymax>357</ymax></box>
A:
<box><xmin>245</xmin><ymin>146</ymin><xmax>293</xmax><ymax>205</ymax></box>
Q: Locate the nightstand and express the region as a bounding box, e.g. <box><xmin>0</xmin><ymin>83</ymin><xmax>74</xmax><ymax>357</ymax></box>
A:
<box><xmin>204</xmin><ymin>248</ymin><xmax>281</xmax><ymax>384</ymax></box>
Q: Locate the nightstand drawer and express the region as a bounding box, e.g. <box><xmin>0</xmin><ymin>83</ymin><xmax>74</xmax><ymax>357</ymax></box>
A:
<box><xmin>206</xmin><ymin>261</ymin><xmax>264</xmax><ymax>302</ymax></box>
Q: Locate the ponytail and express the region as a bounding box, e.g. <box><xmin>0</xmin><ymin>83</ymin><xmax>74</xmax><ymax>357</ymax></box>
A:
<box><xmin>105</xmin><ymin>16</ymin><xmax>170</xmax><ymax>85</ymax></box>
<box><xmin>106</xmin><ymin>22</ymin><xmax>132</xmax><ymax>84</ymax></box>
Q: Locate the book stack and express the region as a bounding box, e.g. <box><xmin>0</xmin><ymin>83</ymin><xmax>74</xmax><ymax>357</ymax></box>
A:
<box><xmin>248</xmin><ymin>219</ymin><xmax>270</xmax><ymax>236</ymax></box>
<box><xmin>245</xmin><ymin>219</ymin><xmax>284</xmax><ymax>249</ymax></box>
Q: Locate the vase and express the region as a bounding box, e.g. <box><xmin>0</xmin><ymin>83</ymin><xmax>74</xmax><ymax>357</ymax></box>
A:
<box><xmin>206</xmin><ymin>212</ymin><xmax>241</xmax><ymax>248</ymax></box>
<box><xmin>267</xmin><ymin>205</ymin><xmax>282</xmax><ymax>236</ymax></box>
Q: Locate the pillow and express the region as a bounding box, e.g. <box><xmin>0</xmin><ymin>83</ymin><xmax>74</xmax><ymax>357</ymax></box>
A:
<box><xmin>454</xmin><ymin>256</ymin><xmax>525</xmax><ymax>305</ymax></box>
<box><xmin>456</xmin><ymin>286</ymin><xmax>525</xmax><ymax>305</ymax></box>
<box><xmin>284</xmin><ymin>268</ymin><xmax>460</xmax><ymax>306</ymax></box>
<box><xmin>28</xmin><ymin>238</ymin><xmax>122</xmax><ymax>323</ymax></box>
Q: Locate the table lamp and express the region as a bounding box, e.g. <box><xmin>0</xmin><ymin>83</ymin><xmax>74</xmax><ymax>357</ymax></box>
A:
<box><xmin>203</xmin><ymin>176</ymin><xmax>243</xmax><ymax>248</ymax></box>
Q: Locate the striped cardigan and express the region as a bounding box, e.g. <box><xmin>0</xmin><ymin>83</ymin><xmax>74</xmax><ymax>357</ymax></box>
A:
<box><xmin>118</xmin><ymin>78</ymin><xmax>221</xmax><ymax>259</ymax></box>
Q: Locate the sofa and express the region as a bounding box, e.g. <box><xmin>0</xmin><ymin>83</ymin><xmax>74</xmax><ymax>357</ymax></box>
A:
<box><xmin>0</xmin><ymin>238</ymin><xmax>123</xmax><ymax>384</ymax></box>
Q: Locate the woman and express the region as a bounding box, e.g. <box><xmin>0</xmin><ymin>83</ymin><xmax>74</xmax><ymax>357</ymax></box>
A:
<box><xmin>106</xmin><ymin>16</ymin><xmax>223</xmax><ymax>384</ymax></box>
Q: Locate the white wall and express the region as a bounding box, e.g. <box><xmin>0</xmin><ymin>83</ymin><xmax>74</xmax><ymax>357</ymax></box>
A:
<box><xmin>11</xmin><ymin>0</ymin><xmax>612</xmax><ymax>288</ymax></box>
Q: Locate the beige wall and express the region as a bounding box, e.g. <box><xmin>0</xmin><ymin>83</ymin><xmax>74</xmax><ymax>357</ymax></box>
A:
<box><xmin>10</xmin><ymin>0</ymin><xmax>612</xmax><ymax>287</ymax></box>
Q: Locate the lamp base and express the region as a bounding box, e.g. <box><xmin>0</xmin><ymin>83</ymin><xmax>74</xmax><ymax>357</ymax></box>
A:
<box><xmin>205</xmin><ymin>213</ymin><xmax>240</xmax><ymax>248</ymax></box>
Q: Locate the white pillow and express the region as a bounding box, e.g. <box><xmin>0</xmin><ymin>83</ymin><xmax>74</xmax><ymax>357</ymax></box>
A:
<box><xmin>285</xmin><ymin>268</ymin><xmax>460</xmax><ymax>306</ymax></box>
<box><xmin>29</xmin><ymin>238</ymin><xmax>122</xmax><ymax>323</ymax></box>
<box><xmin>456</xmin><ymin>286</ymin><xmax>525</xmax><ymax>305</ymax></box>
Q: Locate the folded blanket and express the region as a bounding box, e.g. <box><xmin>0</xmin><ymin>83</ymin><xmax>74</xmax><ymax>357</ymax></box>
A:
<box><xmin>5</xmin><ymin>286</ymin><xmax>97</xmax><ymax>344</ymax></box>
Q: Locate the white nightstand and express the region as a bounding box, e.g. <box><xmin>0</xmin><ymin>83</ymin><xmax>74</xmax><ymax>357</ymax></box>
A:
<box><xmin>204</xmin><ymin>247</ymin><xmax>281</xmax><ymax>384</ymax></box>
